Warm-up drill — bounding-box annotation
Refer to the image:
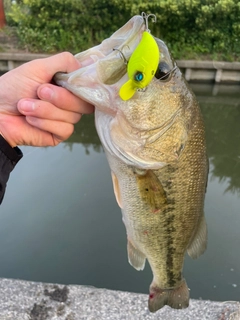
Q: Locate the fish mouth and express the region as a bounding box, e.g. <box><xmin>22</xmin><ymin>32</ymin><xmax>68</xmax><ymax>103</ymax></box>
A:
<box><xmin>54</xmin><ymin>15</ymin><xmax>146</xmax><ymax>110</ymax></box>
<box><xmin>54</xmin><ymin>14</ymin><xmax>175</xmax><ymax>114</ymax></box>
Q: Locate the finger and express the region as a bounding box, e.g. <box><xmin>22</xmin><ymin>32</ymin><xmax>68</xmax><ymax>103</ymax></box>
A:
<box><xmin>25</xmin><ymin>116</ymin><xmax>75</xmax><ymax>144</ymax></box>
<box><xmin>0</xmin><ymin>113</ymin><xmax>65</xmax><ymax>147</ymax></box>
<box><xmin>44</xmin><ymin>52</ymin><xmax>81</xmax><ymax>74</ymax></box>
<box><xmin>17</xmin><ymin>99</ymin><xmax>82</xmax><ymax>124</ymax></box>
<box><xmin>37</xmin><ymin>84</ymin><xmax>94</xmax><ymax>114</ymax></box>
<box><xmin>31</xmin><ymin>52</ymin><xmax>82</xmax><ymax>82</ymax></box>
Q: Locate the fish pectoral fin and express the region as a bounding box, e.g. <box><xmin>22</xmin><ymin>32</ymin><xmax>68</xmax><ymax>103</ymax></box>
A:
<box><xmin>136</xmin><ymin>170</ymin><xmax>167</xmax><ymax>212</ymax></box>
<box><xmin>127</xmin><ymin>240</ymin><xmax>146</xmax><ymax>271</ymax></box>
<box><xmin>111</xmin><ymin>172</ymin><xmax>122</xmax><ymax>208</ymax></box>
<box><xmin>187</xmin><ymin>214</ymin><xmax>207</xmax><ymax>259</ymax></box>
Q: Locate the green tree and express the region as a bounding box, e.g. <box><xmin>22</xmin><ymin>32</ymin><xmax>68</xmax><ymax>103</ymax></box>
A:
<box><xmin>5</xmin><ymin>0</ymin><xmax>240</xmax><ymax>60</ymax></box>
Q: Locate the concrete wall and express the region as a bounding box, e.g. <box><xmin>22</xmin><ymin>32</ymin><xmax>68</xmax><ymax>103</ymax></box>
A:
<box><xmin>0</xmin><ymin>52</ymin><xmax>240</xmax><ymax>83</ymax></box>
<box><xmin>177</xmin><ymin>60</ymin><xmax>240</xmax><ymax>83</ymax></box>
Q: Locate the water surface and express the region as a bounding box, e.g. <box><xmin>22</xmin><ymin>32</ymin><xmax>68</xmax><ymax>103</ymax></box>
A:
<box><xmin>0</xmin><ymin>84</ymin><xmax>240</xmax><ymax>302</ymax></box>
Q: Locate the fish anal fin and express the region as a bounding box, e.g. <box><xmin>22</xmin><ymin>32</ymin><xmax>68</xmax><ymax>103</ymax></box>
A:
<box><xmin>136</xmin><ymin>170</ymin><xmax>167</xmax><ymax>212</ymax></box>
<box><xmin>148</xmin><ymin>279</ymin><xmax>189</xmax><ymax>312</ymax></box>
<box><xmin>187</xmin><ymin>214</ymin><xmax>207</xmax><ymax>259</ymax></box>
<box><xmin>111</xmin><ymin>172</ymin><xmax>122</xmax><ymax>209</ymax></box>
<box><xmin>127</xmin><ymin>240</ymin><xmax>146</xmax><ymax>271</ymax></box>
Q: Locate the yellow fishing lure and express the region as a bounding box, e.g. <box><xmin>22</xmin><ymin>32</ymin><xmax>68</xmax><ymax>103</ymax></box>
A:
<box><xmin>119</xmin><ymin>31</ymin><xmax>160</xmax><ymax>101</ymax></box>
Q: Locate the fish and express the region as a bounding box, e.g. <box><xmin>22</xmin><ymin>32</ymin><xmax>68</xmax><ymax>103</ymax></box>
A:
<box><xmin>54</xmin><ymin>14</ymin><xmax>208</xmax><ymax>312</ymax></box>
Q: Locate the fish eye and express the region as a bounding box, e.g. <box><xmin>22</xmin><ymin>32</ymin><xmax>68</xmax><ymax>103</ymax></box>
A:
<box><xmin>134</xmin><ymin>71</ymin><xmax>144</xmax><ymax>82</ymax></box>
<box><xmin>155</xmin><ymin>61</ymin><xmax>172</xmax><ymax>81</ymax></box>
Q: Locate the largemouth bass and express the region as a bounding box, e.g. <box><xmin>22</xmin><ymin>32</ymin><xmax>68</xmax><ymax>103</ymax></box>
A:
<box><xmin>55</xmin><ymin>14</ymin><xmax>208</xmax><ymax>312</ymax></box>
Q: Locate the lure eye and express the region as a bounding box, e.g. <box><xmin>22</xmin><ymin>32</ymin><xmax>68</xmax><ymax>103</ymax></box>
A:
<box><xmin>134</xmin><ymin>71</ymin><xmax>144</xmax><ymax>82</ymax></box>
<box><xmin>155</xmin><ymin>61</ymin><xmax>172</xmax><ymax>81</ymax></box>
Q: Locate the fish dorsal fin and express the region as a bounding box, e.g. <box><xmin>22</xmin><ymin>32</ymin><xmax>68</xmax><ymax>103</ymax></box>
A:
<box><xmin>187</xmin><ymin>214</ymin><xmax>207</xmax><ymax>259</ymax></box>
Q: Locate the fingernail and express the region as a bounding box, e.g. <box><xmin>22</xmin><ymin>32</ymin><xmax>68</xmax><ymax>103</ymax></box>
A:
<box><xmin>26</xmin><ymin>116</ymin><xmax>37</xmax><ymax>124</ymax></box>
<box><xmin>39</xmin><ymin>86</ymin><xmax>54</xmax><ymax>100</ymax></box>
<box><xmin>18</xmin><ymin>100</ymin><xmax>35</xmax><ymax>112</ymax></box>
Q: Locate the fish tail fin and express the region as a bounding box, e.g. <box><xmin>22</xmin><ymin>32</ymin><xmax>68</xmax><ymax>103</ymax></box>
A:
<box><xmin>148</xmin><ymin>279</ymin><xmax>189</xmax><ymax>312</ymax></box>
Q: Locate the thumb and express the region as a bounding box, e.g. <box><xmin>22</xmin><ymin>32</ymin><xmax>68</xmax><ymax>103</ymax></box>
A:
<box><xmin>45</xmin><ymin>52</ymin><xmax>81</xmax><ymax>74</ymax></box>
<box><xmin>26</xmin><ymin>52</ymin><xmax>81</xmax><ymax>83</ymax></box>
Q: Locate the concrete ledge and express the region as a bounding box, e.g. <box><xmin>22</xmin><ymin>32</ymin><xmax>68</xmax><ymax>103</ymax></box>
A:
<box><xmin>176</xmin><ymin>60</ymin><xmax>240</xmax><ymax>83</ymax></box>
<box><xmin>0</xmin><ymin>53</ymin><xmax>50</xmax><ymax>72</ymax></box>
<box><xmin>0</xmin><ymin>278</ymin><xmax>239</xmax><ymax>320</ymax></box>
<box><xmin>0</xmin><ymin>53</ymin><xmax>49</xmax><ymax>61</ymax></box>
<box><xmin>1</xmin><ymin>53</ymin><xmax>240</xmax><ymax>83</ymax></box>
<box><xmin>176</xmin><ymin>60</ymin><xmax>240</xmax><ymax>71</ymax></box>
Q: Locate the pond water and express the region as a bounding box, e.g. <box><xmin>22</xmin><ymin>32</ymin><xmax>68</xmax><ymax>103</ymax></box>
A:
<box><xmin>0</xmin><ymin>83</ymin><xmax>240</xmax><ymax>302</ymax></box>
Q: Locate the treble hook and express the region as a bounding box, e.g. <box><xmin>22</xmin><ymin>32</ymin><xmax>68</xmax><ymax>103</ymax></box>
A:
<box><xmin>113</xmin><ymin>46</ymin><xmax>129</xmax><ymax>65</ymax></box>
<box><xmin>141</xmin><ymin>12</ymin><xmax>157</xmax><ymax>33</ymax></box>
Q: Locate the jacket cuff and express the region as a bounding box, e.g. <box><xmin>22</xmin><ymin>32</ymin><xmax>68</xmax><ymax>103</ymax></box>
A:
<box><xmin>0</xmin><ymin>135</ymin><xmax>23</xmax><ymax>165</ymax></box>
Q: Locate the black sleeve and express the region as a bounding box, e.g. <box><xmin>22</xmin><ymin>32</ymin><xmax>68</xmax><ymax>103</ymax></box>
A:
<box><xmin>0</xmin><ymin>135</ymin><xmax>23</xmax><ymax>204</ymax></box>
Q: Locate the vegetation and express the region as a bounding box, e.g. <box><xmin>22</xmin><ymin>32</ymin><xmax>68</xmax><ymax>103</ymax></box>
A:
<box><xmin>3</xmin><ymin>0</ymin><xmax>240</xmax><ymax>61</ymax></box>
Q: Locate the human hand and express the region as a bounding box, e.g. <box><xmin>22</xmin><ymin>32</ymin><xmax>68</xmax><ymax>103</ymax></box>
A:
<box><xmin>0</xmin><ymin>52</ymin><xmax>94</xmax><ymax>147</ymax></box>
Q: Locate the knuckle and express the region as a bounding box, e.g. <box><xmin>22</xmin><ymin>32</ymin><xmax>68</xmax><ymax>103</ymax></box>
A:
<box><xmin>72</xmin><ymin>113</ymin><xmax>82</xmax><ymax>124</ymax></box>
<box><xmin>56</xmin><ymin>124</ymin><xmax>74</xmax><ymax>143</ymax></box>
